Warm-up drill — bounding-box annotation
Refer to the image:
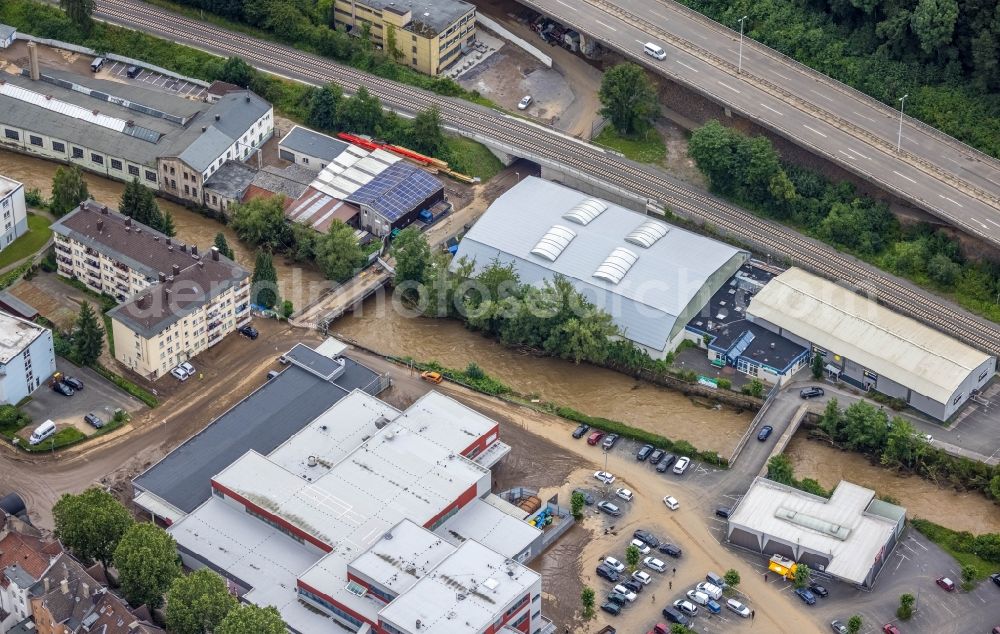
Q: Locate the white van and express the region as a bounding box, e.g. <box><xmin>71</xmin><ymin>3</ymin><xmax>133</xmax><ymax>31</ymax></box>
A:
<box><xmin>696</xmin><ymin>581</ymin><xmax>724</xmax><ymax>600</ymax></box>
<box><xmin>644</xmin><ymin>42</ymin><xmax>666</xmax><ymax>60</ymax></box>
<box><xmin>29</xmin><ymin>420</ymin><xmax>57</xmax><ymax>445</ymax></box>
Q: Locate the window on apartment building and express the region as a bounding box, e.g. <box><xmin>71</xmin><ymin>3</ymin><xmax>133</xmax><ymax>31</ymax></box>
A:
<box><xmin>192</xmin><ymin>188</ymin><xmax>198</xmax><ymax>198</ymax></box>
<box><xmin>72</xmin><ymin>147</ymin><xmax>84</xmax><ymax>159</ymax></box>
<box><xmin>226</xmin><ymin>150</ymin><xmax>231</xmax><ymax>159</ymax></box>
<box><xmin>412</xmin><ymin>57</ymin><xmax>417</xmax><ymax>65</ymax></box>
<box><xmin>184</xmin><ymin>185</ymin><xmax>190</xmax><ymax>195</ymax></box>
<box><xmin>4</xmin><ymin>129</ymin><xmax>18</xmax><ymax>140</ymax></box>
<box><xmin>111</xmin><ymin>159</ymin><xmax>123</xmax><ymax>170</ymax></box>
<box><xmin>145</xmin><ymin>170</ymin><xmax>156</xmax><ymax>182</ymax></box>
<box><xmin>128</xmin><ymin>165</ymin><xmax>140</xmax><ymax>177</ymax></box>
<box><xmin>171</xmin><ymin>179</ymin><xmax>177</xmax><ymax>188</ymax></box>
<box><xmin>183</xmin><ymin>172</ymin><xmax>189</xmax><ymax>181</ymax></box>
<box><xmin>91</xmin><ymin>153</ymin><xmax>104</xmax><ymax>165</ymax></box>
<box><xmin>52</xmin><ymin>141</ymin><xmax>65</xmax><ymax>152</ymax></box>
<box><xmin>170</xmin><ymin>166</ymin><xmax>175</xmax><ymax>175</ymax></box>
<box><xmin>29</xmin><ymin>135</ymin><xmax>43</xmax><ymax>147</ymax></box>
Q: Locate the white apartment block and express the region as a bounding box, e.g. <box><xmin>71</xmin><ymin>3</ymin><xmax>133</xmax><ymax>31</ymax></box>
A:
<box><xmin>0</xmin><ymin>310</ymin><xmax>55</xmax><ymax>404</ymax></box>
<box><xmin>0</xmin><ymin>175</ymin><xmax>29</xmax><ymax>251</ymax></box>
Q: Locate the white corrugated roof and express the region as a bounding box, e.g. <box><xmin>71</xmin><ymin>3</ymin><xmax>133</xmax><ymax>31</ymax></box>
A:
<box><xmin>0</xmin><ymin>81</ymin><xmax>127</xmax><ymax>132</ymax></box>
<box><xmin>747</xmin><ymin>268</ymin><xmax>992</xmax><ymax>404</ymax></box>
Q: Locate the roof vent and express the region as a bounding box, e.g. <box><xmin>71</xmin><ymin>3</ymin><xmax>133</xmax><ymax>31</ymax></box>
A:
<box><xmin>530</xmin><ymin>224</ymin><xmax>576</xmax><ymax>262</ymax></box>
<box><xmin>172</xmin><ymin>264</ymin><xmax>180</xmax><ymax>276</ymax></box>
<box><xmin>201</xmin><ymin>126</ymin><xmax>207</xmax><ymax>133</ymax></box>
<box><xmin>96</xmin><ymin>218</ymin><xmax>103</xmax><ymax>232</ymax></box>
<box><xmin>245</xmin><ymin>95</ymin><xmax>250</xmax><ymax>103</ymax></box>
<box><xmin>625</xmin><ymin>219</ymin><xmax>669</xmax><ymax>248</ymax></box>
<box><xmin>307</xmin><ymin>456</ymin><xmax>318</xmax><ymax>467</ymax></box>
<box><xmin>593</xmin><ymin>247</ymin><xmax>638</xmax><ymax>284</ymax></box>
<box><xmin>166</xmin><ymin>237</ymin><xmax>171</xmax><ymax>246</ymax></box>
<box><xmin>214</xmin><ymin>114</ymin><xmax>220</xmax><ymax>121</ymax></box>
<box><xmin>562</xmin><ymin>198</ymin><xmax>607</xmax><ymax>225</ymax></box>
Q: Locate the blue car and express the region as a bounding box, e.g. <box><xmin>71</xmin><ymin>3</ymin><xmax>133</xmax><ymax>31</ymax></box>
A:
<box><xmin>794</xmin><ymin>588</ymin><xmax>816</xmax><ymax>605</ymax></box>
<box><xmin>757</xmin><ymin>425</ymin><xmax>774</xmax><ymax>441</ymax></box>
<box><xmin>705</xmin><ymin>598</ymin><xmax>722</xmax><ymax>614</ymax></box>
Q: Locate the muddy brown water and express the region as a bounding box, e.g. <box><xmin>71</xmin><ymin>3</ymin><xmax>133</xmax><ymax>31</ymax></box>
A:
<box><xmin>785</xmin><ymin>434</ymin><xmax>1000</xmax><ymax>534</ymax></box>
<box><xmin>332</xmin><ymin>295</ymin><xmax>754</xmax><ymax>456</ymax></box>
<box><xmin>0</xmin><ymin>150</ymin><xmax>329</xmax><ymax>303</ymax></box>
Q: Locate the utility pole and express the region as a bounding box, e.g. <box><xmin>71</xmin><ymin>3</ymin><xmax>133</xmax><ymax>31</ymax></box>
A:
<box><xmin>897</xmin><ymin>94</ymin><xmax>908</xmax><ymax>152</ymax></box>
<box><xmin>737</xmin><ymin>16</ymin><xmax>749</xmax><ymax>74</ymax></box>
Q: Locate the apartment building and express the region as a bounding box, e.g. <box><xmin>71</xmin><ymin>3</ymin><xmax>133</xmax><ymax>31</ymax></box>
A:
<box><xmin>0</xmin><ymin>175</ymin><xmax>29</xmax><ymax>251</ymax></box>
<box><xmin>332</xmin><ymin>0</ymin><xmax>476</xmax><ymax>75</ymax></box>
<box><xmin>0</xmin><ymin>311</ymin><xmax>56</xmax><ymax>405</ymax></box>
<box><xmin>51</xmin><ymin>202</ymin><xmax>250</xmax><ymax>380</ymax></box>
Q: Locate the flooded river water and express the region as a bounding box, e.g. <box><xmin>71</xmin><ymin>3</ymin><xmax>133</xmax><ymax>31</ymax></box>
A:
<box><xmin>785</xmin><ymin>434</ymin><xmax>1000</xmax><ymax>534</ymax></box>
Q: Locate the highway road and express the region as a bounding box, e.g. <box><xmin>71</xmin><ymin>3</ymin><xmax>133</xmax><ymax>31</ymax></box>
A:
<box><xmin>88</xmin><ymin>0</ymin><xmax>1000</xmax><ymax>359</ymax></box>
<box><xmin>522</xmin><ymin>0</ymin><xmax>1000</xmax><ymax>247</ymax></box>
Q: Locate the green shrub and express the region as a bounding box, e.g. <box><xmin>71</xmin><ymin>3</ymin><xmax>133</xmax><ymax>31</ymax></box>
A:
<box><xmin>0</xmin><ymin>405</ymin><xmax>31</xmax><ymax>439</ymax></box>
<box><xmin>21</xmin><ymin>426</ymin><xmax>86</xmax><ymax>452</ymax></box>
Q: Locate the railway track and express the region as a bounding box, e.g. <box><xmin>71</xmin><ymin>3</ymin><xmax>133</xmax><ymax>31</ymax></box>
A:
<box><xmin>95</xmin><ymin>0</ymin><xmax>1000</xmax><ymax>358</ymax></box>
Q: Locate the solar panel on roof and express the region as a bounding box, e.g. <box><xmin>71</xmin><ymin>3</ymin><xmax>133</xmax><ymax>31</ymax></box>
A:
<box><xmin>348</xmin><ymin>163</ymin><xmax>442</xmax><ymax>221</ymax></box>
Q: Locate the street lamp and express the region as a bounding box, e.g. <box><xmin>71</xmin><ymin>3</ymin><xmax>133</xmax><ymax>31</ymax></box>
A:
<box><xmin>737</xmin><ymin>16</ymin><xmax>749</xmax><ymax>74</ymax></box>
<box><xmin>896</xmin><ymin>94</ymin><xmax>908</xmax><ymax>153</ymax></box>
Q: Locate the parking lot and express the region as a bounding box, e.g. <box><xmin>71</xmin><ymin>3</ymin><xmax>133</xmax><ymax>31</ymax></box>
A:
<box><xmin>21</xmin><ymin>359</ymin><xmax>144</xmax><ymax>440</ymax></box>
<box><xmin>101</xmin><ymin>60</ymin><xmax>206</xmax><ymax>99</ymax></box>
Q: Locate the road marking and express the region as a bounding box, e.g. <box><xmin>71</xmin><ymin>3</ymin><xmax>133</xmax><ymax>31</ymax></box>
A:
<box><xmin>676</xmin><ymin>60</ymin><xmax>699</xmax><ymax>72</ymax></box>
<box><xmin>853</xmin><ymin>110</ymin><xmax>878</xmax><ymax>123</ymax></box>
<box><xmin>838</xmin><ymin>150</ymin><xmax>855</xmax><ymax>160</ymax></box>
<box><xmin>802</xmin><ymin>124</ymin><xmax>827</xmax><ymax>138</ymax></box>
<box><xmin>809</xmin><ymin>88</ymin><xmax>834</xmax><ymax>102</ymax></box>
<box><xmin>717</xmin><ymin>80</ymin><xmax>741</xmax><ymax>94</ymax></box>
<box><xmin>771</xmin><ymin>70</ymin><xmax>791</xmax><ymax>81</ymax></box>
<box><xmin>938</xmin><ymin>194</ymin><xmax>964</xmax><ymax>208</ymax></box>
<box><xmin>985</xmin><ymin>218</ymin><xmax>1000</xmax><ymax>229</ymax></box>
<box><xmin>847</xmin><ymin>148</ymin><xmax>871</xmax><ymax>160</ymax></box>
<box><xmin>650</xmin><ymin>9</ymin><xmax>668</xmax><ymax>20</ymax></box>
<box><xmin>892</xmin><ymin>170</ymin><xmax>918</xmax><ymax>184</ymax></box>
<box><xmin>636</xmin><ymin>39</ymin><xmax>645</xmax><ymax>45</ymax></box>
<box><xmin>595</xmin><ymin>19</ymin><xmax>617</xmax><ymax>31</ymax></box>
<box><xmin>555</xmin><ymin>0</ymin><xmax>577</xmax><ymax>9</ymax></box>
<box><xmin>760</xmin><ymin>103</ymin><xmax>783</xmax><ymax>115</ymax></box>
<box><xmin>946</xmin><ymin>156</ymin><xmax>966</xmax><ymax>166</ymax></box>
<box><xmin>973</xmin><ymin>218</ymin><xmax>989</xmax><ymax>229</ymax></box>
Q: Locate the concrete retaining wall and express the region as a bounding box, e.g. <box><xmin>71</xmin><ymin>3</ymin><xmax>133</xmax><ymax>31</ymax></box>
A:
<box><xmin>476</xmin><ymin>15</ymin><xmax>552</xmax><ymax>68</ymax></box>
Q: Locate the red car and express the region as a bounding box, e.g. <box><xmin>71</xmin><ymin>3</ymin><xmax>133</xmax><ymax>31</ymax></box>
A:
<box><xmin>647</xmin><ymin>625</ymin><xmax>668</xmax><ymax>634</ymax></box>
<box><xmin>935</xmin><ymin>576</ymin><xmax>955</xmax><ymax>591</ymax></box>
<box><xmin>882</xmin><ymin>624</ymin><xmax>901</xmax><ymax>634</ymax></box>
<box><xmin>587</xmin><ymin>431</ymin><xmax>605</xmax><ymax>445</ymax></box>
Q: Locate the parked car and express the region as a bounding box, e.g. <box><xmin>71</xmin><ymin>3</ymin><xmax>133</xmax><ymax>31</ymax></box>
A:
<box><xmin>882</xmin><ymin>624</ymin><xmax>901</xmax><ymax>634</ymax></box>
<box><xmin>757</xmin><ymin>425</ymin><xmax>774</xmax><ymax>441</ymax></box>
<box><xmin>629</xmin><ymin>538</ymin><xmax>651</xmax><ymax>555</ymax></box>
<box><xmin>643</xmin><ymin>557</ymin><xmax>666</xmax><ymax>572</ymax></box>
<box><xmin>991</xmin><ymin>572</ymin><xmax>1000</xmax><ymax>587</ymax></box>
<box><xmin>715</xmin><ymin>507</ymin><xmax>732</xmax><ymax>519</ymax></box>
<box><xmin>517</xmin><ymin>95</ymin><xmax>533</xmax><ymax>110</ymax></box>
<box><xmin>662</xmin><ymin>495</ymin><xmax>679</xmax><ymax>511</ymax></box>
<box><xmin>587</xmin><ymin>431</ymin><xmax>605</xmax><ymax>445</ymax></box>
<box><xmin>622</xmin><ymin>579</ymin><xmax>643</xmax><ymax>594</ymax></box>
<box><xmin>794</xmin><ymin>588</ymin><xmax>817</xmax><ymax>605</ymax></box>
<box><xmin>63</xmin><ymin>376</ymin><xmax>84</xmax><ymax>391</ymax></box>
<box><xmin>935</xmin><ymin>576</ymin><xmax>955</xmax><ymax>591</ymax></box>
<box><xmin>672</xmin><ymin>456</ymin><xmax>690</xmax><ymax>474</ymax></box>
<box><xmin>809</xmin><ymin>582</ymin><xmax>829</xmax><ymax>597</ymax></box>
<box><xmin>126</xmin><ymin>65</ymin><xmax>142</xmax><ymax>78</ymax></box>
<box><xmin>686</xmin><ymin>590</ymin><xmax>709</xmax><ymax>606</ymax></box>
<box><xmin>420</xmin><ymin>371</ymin><xmax>443</xmax><ymax>384</ymax></box>
<box><xmin>607</xmin><ymin>591</ymin><xmax>629</xmax><ymax>606</ymax></box>
<box><xmin>52</xmin><ymin>381</ymin><xmax>75</xmax><ymax>396</ymax></box>
<box><xmin>603</xmin><ymin>557</ymin><xmax>625</xmax><ymax>573</ymax></box>
<box><xmin>83</xmin><ymin>413</ymin><xmax>104</xmax><ymax>429</ymax></box>
<box><xmin>661</xmin><ymin>607</ymin><xmax>690</xmax><ymax>626</ymax></box>
<box><xmin>612</xmin><ymin>586</ymin><xmax>637</xmax><ymax>602</ymax></box>
<box><xmin>572</xmin><ymin>423</ymin><xmax>590</xmax><ymax>439</ymax></box>
<box><xmin>602</xmin><ymin>433</ymin><xmax>620</xmax><ymax>450</ymax></box>
<box><xmin>594</xmin><ymin>470</ymin><xmax>616</xmax><ymax>484</ymax></box>
<box><xmin>278</xmin><ymin>355</ymin><xmax>290</xmax><ymax>365</ymax></box>
<box><xmin>727</xmin><ymin>599</ymin><xmax>751</xmax><ymax>618</ymax></box>
<box><xmin>658</xmin><ymin>543</ymin><xmax>682</xmax><ymax>558</ymax></box>
<box><xmin>238</xmin><ymin>324</ymin><xmax>259</xmax><ymax>339</ymax></box>
<box><xmin>600</xmin><ymin>601</ymin><xmax>621</xmax><ymax>616</ymax></box>
<box><xmin>597</xmin><ymin>501</ymin><xmax>622</xmax><ymax>517</ymax></box>
<box><xmin>656</xmin><ymin>454</ymin><xmax>676</xmax><ymax>472</ymax></box>
<box><xmin>696</xmin><ymin>582</ymin><xmax>723</xmax><ymax>600</ymax></box>
<box><xmin>180</xmin><ymin>361</ymin><xmax>196</xmax><ymax>376</ymax></box>
<box><xmin>170</xmin><ymin>367</ymin><xmax>189</xmax><ymax>381</ymax></box>
<box><xmin>648</xmin><ymin>449</ymin><xmax>665</xmax><ymax>464</ymax></box>
<box><xmin>673</xmin><ymin>599</ymin><xmax>698</xmax><ymax>617</ymax></box>
<box><xmin>633</xmin><ymin>530</ymin><xmax>659</xmax><ymax>549</ymax></box>
<box><xmin>636</xmin><ymin>444</ymin><xmax>654</xmax><ymax>461</ymax></box>
<box><xmin>800</xmin><ymin>386</ymin><xmax>825</xmax><ymax>399</ymax></box>
<box><xmin>706</xmin><ymin>571</ymin><xmax>727</xmax><ymax>588</ymax></box>
<box><xmin>572</xmin><ymin>489</ymin><xmax>595</xmax><ymax>505</ymax></box>
<box><xmin>615</xmin><ymin>488</ymin><xmax>633</xmax><ymax>502</ymax></box>
<box><xmin>632</xmin><ymin>570</ymin><xmax>652</xmax><ymax>585</ymax></box>
<box><xmin>830</xmin><ymin>620</ymin><xmax>848</xmax><ymax>634</ymax></box>
<box><xmin>705</xmin><ymin>598</ymin><xmax>722</xmax><ymax>614</ymax></box>
<box><xmin>596</xmin><ymin>564</ymin><xmax>619</xmax><ymax>582</ymax></box>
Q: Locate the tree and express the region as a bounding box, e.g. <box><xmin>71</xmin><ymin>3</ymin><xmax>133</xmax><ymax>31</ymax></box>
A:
<box><xmin>230</xmin><ymin>196</ymin><xmax>293</xmax><ymax>251</ymax></box>
<box><xmin>308</xmin><ymin>83</ymin><xmax>344</xmax><ymax>132</ymax></box>
<box><xmin>390</xmin><ymin>227</ymin><xmax>431</xmax><ymax>287</ymax></box>
<box><xmin>114</xmin><ymin>523</ymin><xmax>181</xmax><ymax>609</ymax></box>
<box><xmin>723</xmin><ymin>568</ymin><xmax>741</xmax><ymax>589</ymax></box>
<box><xmin>882</xmin><ymin>418</ymin><xmax>929</xmax><ymax>469</ymax></box>
<box><xmin>282</xmin><ymin>300</ymin><xmax>294</xmax><ymax>319</ymax></box>
<box><xmin>340</xmin><ymin>86</ymin><xmax>384</xmax><ymax>135</ymax></box>
<box><xmin>598</xmin><ymin>63</ymin><xmax>659</xmax><ymax>136</ymax></box>
<box><xmin>161</xmin><ymin>211</ymin><xmax>176</xmax><ymax>237</ymax></box>
<box><xmin>60</xmin><ymin>0</ymin><xmax>95</xmax><ymax>31</ymax></box>
<box><xmin>219</xmin><ymin>56</ymin><xmax>255</xmax><ymax>88</ymax></box>
<box><xmin>767</xmin><ymin>454</ymin><xmax>795</xmax><ymax>485</ymax></box>
<box><xmin>625</xmin><ymin>543</ymin><xmax>641</xmax><ymax>572</ymax></box>
<box><xmin>847</xmin><ymin>614</ymin><xmax>863</xmax><ymax>634</ymax></box>
<box><xmin>50</xmin><ymin>166</ymin><xmax>90</xmax><ymax>217</ymax></box>
<box><xmin>166</xmin><ymin>569</ymin><xmax>238</xmax><ymax>634</ymax></box>
<box><xmin>52</xmin><ymin>488</ymin><xmax>133</xmax><ymax>572</ymax></box>
<box><xmin>792</xmin><ymin>563</ymin><xmax>811</xmax><ymax>589</ymax></box>
<box><xmin>216</xmin><ymin>604</ymin><xmax>285</xmax><ymax>634</ymax></box>
<box><xmin>214</xmin><ymin>233</ymin><xmax>235</xmax><ymax>260</ymax></box>
<box><xmin>251</xmin><ymin>251</ymin><xmax>279</xmax><ymax>309</ymax></box>
<box><xmin>911</xmin><ymin>0</ymin><xmax>959</xmax><ymax>55</ymax></box>
<box><xmin>670</xmin><ymin>626</ymin><xmax>695</xmax><ymax>634</ymax></box>
<box><xmin>314</xmin><ymin>220</ymin><xmax>364</xmax><ymax>282</ymax></box>
<box><xmin>570</xmin><ymin>491</ymin><xmax>585</xmax><ymax>520</ymax></box>
<box><xmin>742</xmin><ymin>378</ymin><xmax>765</xmax><ymax>398</ymax></box>
<box><xmin>960</xmin><ymin>563</ymin><xmax>978</xmax><ymax>590</ymax></box>
<box><xmin>73</xmin><ymin>302</ymin><xmax>104</xmax><ymax>366</ymax></box>
<box><xmin>927</xmin><ymin>253</ymin><xmax>961</xmax><ymax>286</ymax></box>
<box><xmin>897</xmin><ymin>592</ymin><xmax>915</xmax><ymax>619</ymax></box>
<box><xmin>811</xmin><ymin>352</ymin><xmax>824</xmax><ymax>379</ymax></box>
<box><xmin>580</xmin><ymin>586</ymin><xmax>596</xmax><ymax>620</ymax></box>
<box><xmin>409</xmin><ymin>106</ymin><xmax>446</xmax><ymax>157</ymax></box>
<box><xmin>989</xmin><ymin>474</ymin><xmax>1000</xmax><ymax>500</ymax></box>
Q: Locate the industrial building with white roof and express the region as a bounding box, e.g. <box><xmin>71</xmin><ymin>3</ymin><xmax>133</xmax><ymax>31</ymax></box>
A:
<box><xmin>747</xmin><ymin>267</ymin><xmax>996</xmax><ymax>420</ymax></box>
<box><xmin>164</xmin><ymin>384</ymin><xmax>554</xmax><ymax>634</ymax></box>
<box><xmin>0</xmin><ymin>310</ymin><xmax>55</xmax><ymax>405</ymax></box>
<box><xmin>454</xmin><ymin>177</ymin><xmax>750</xmax><ymax>359</ymax></box>
<box><xmin>726</xmin><ymin>477</ymin><xmax>906</xmax><ymax>588</ymax></box>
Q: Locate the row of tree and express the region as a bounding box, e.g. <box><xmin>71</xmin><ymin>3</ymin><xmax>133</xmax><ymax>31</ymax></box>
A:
<box><xmin>52</xmin><ymin>488</ymin><xmax>284</xmax><ymax>632</ymax></box>
<box><xmin>688</xmin><ymin>120</ymin><xmax>1000</xmax><ymax>322</ymax></box>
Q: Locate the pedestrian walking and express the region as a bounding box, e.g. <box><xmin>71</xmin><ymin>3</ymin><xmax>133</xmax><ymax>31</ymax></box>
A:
<box><xmin>751</xmin><ymin>609</ymin><xmax>756</xmax><ymax>620</ymax></box>
<box><xmin>669</xmin><ymin>581</ymin><xmax>672</xmax><ymax>589</ymax></box>
<box><xmin>764</xmin><ymin>573</ymin><xmax>768</xmax><ymax>582</ymax></box>
<box><xmin>672</xmin><ymin>567</ymin><xmax>676</xmax><ymax>575</ymax></box>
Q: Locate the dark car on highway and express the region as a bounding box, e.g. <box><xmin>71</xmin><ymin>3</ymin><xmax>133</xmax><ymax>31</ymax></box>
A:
<box><xmin>757</xmin><ymin>425</ymin><xmax>773</xmax><ymax>441</ymax></box>
<box><xmin>656</xmin><ymin>454</ymin><xmax>676</xmax><ymax>472</ymax></box>
<box><xmin>52</xmin><ymin>381</ymin><xmax>74</xmax><ymax>396</ymax></box>
<box><xmin>572</xmin><ymin>423</ymin><xmax>590</xmax><ymax>439</ymax></box>
<box><xmin>800</xmin><ymin>386</ymin><xmax>825</xmax><ymax>399</ymax></box>
<box><xmin>83</xmin><ymin>413</ymin><xmax>104</xmax><ymax>429</ymax></box>
<box><xmin>659</xmin><ymin>543</ymin><xmax>682</xmax><ymax>558</ymax></box>
<box><xmin>633</xmin><ymin>530</ymin><xmax>660</xmax><ymax>548</ymax></box>
<box><xmin>63</xmin><ymin>376</ymin><xmax>84</xmax><ymax>391</ymax></box>
<box><xmin>636</xmin><ymin>444</ymin><xmax>654</xmax><ymax>461</ymax></box>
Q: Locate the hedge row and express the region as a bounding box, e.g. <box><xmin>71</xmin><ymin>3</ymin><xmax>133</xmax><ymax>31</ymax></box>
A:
<box><xmin>93</xmin><ymin>364</ymin><xmax>159</xmax><ymax>408</ymax></box>
<box><xmin>19</xmin><ymin>427</ymin><xmax>86</xmax><ymax>452</ymax></box>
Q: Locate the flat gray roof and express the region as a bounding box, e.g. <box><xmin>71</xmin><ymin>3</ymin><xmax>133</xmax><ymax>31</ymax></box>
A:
<box><xmin>132</xmin><ymin>348</ymin><xmax>383</xmax><ymax>513</ymax></box>
<box><xmin>203</xmin><ymin>160</ymin><xmax>257</xmax><ymax>199</ymax></box>
<box><xmin>362</xmin><ymin>0</ymin><xmax>474</xmax><ymax>36</ymax></box>
<box><xmin>279</xmin><ymin>125</ymin><xmax>350</xmax><ymax>162</ymax></box>
<box><xmin>0</xmin><ymin>25</ymin><xmax>16</xmax><ymax>40</ymax></box>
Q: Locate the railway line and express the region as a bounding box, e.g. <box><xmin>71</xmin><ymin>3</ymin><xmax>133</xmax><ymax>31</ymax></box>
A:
<box><xmin>95</xmin><ymin>0</ymin><xmax>1000</xmax><ymax>358</ymax></box>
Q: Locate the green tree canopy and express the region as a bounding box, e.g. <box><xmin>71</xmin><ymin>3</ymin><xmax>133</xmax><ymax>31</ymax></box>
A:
<box><xmin>724</xmin><ymin>568</ymin><xmax>741</xmax><ymax>588</ymax></box>
<box><xmin>216</xmin><ymin>604</ymin><xmax>285</xmax><ymax>634</ymax></box>
<box><xmin>166</xmin><ymin>569</ymin><xmax>238</xmax><ymax>634</ymax></box>
<box><xmin>50</xmin><ymin>166</ymin><xmax>90</xmax><ymax>217</ymax></box>
<box><xmin>580</xmin><ymin>586</ymin><xmax>596</xmax><ymax>620</ymax></box>
<box><xmin>340</xmin><ymin>86</ymin><xmax>384</xmax><ymax>135</ymax></box>
<box><xmin>114</xmin><ymin>523</ymin><xmax>182</xmax><ymax>609</ymax></box>
<box><xmin>847</xmin><ymin>614</ymin><xmax>863</xmax><ymax>634</ymax></box>
<box><xmin>314</xmin><ymin>220</ymin><xmax>364</xmax><ymax>282</ymax></box>
<box><xmin>811</xmin><ymin>352</ymin><xmax>825</xmax><ymax>378</ymax></box>
<box><xmin>73</xmin><ymin>301</ymin><xmax>104</xmax><ymax>366</ymax></box>
<box><xmin>230</xmin><ymin>195</ymin><xmax>293</xmax><ymax>251</ymax></box>
<box><xmin>52</xmin><ymin>488</ymin><xmax>133</xmax><ymax>571</ymax></box>
<box><xmin>308</xmin><ymin>83</ymin><xmax>344</xmax><ymax>132</ymax></box>
<box><xmin>219</xmin><ymin>56</ymin><xmax>255</xmax><ymax>88</ymax></box>
<box><xmin>409</xmin><ymin>106</ymin><xmax>447</xmax><ymax>157</ymax></box>
<box><xmin>911</xmin><ymin>0</ymin><xmax>960</xmax><ymax>55</ymax></box>
<box><xmin>625</xmin><ymin>543</ymin><xmax>641</xmax><ymax>571</ymax></box>
<box><xmin>792</xmin><ymin>563</ymin><xmax>811</xmax><ymax>589</ymax></box>
<box><xmin>251</xmin><ymin>250</ymin><xmax>279</xmax><ymax>309</ymax></box>
<box><xmin>390</xmin><ymin>227</ymin><xmax>431</xmax><ymax>287</ymax></box>
<box><xmin>214</xmin><ymin>233</ymin><xmax>235</xmax><ymax>260</ymax></box>
<box><xmin>767</xmin><ymin>454</ymin><xmax>795</xmax><ymax>485</ymax></box>
<box><xmin>598</xmin><ymin>63</ymin><xmax>659</xmax><ymax>136</ymax></box>
<box><xmin>60</xmin><ymin>0</ymin><xmax>94</xmax><ymax>31</ymax></box>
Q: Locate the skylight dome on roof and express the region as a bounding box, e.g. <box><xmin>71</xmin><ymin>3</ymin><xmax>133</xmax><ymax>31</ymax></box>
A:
<box><xmin>530</xmin><ymin>225</ymin><xmax>577</xmax><ymax>261</ymax></box>
<box><xmin>593</xmin><ymin>247</ymin><xmax>638</xmax><ymax>284</ymax></box>
<box><xmin>562</xmin><ymin>198</ymin><xmax>608</xmax><ymax>225</ymax></box>
<box><xmin>625</xmin><ymin>220</ymin><xmax>669</xmax><ymax>248</ymax></box>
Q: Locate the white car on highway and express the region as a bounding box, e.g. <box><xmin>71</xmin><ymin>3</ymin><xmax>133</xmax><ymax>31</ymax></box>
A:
<box><xmin>663</xmin><ymin>495</ymin><xmax>679</xmax><ymax>510</ymax></box>
<box><xmin>594</xmin><ymin>471</ymin><xmax>616</xmax><ymax>484</ymax></box>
